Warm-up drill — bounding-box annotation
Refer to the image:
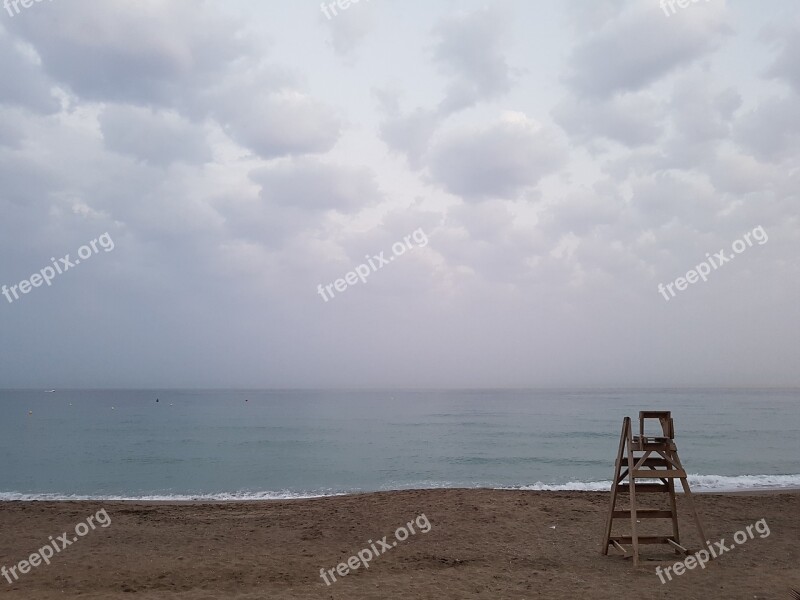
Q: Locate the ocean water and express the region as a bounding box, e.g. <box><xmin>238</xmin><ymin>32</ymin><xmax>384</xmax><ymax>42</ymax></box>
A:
<box><xmin>0</xmin><ymin>389</ymin><xmax>798</xmax><ymax>500</ymax></box>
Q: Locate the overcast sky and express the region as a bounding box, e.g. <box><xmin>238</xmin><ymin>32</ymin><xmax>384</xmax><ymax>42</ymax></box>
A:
<box><xmin>0</xmin><ymin>0</ymin><xmax>798</xmax><ymax>388</ymax></box>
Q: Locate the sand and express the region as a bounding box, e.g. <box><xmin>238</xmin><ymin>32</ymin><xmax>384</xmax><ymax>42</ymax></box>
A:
<box><xmin>0</xmin><ymin>489</ymin><xmax>798</xmax><ymax>599</ymax></box>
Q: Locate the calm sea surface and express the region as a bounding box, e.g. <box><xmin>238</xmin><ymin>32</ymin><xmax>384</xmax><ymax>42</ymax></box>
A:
<box><xmin>1</xmin><ymin>389</ymin><xmax>798</xmax><ymax>500</ymax></box>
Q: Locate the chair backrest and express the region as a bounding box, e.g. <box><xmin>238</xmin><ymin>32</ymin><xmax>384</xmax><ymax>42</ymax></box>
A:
<box><xmin>639</xmin><ymin>411</ymin><xmax>674</xmax><ymax>439</ymax></box>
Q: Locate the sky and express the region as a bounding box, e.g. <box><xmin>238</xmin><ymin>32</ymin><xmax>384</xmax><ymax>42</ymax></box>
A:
<box><xmin>0</xmin><ymin>0</ymin><xmax>798</xmax><ymax>389</ymax></box>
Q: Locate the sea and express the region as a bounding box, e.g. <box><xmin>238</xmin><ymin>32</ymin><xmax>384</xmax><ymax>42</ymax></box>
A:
<box><xmin>1</xmin><ymin>388</ymin><xmax>798</xmax><ymax>501</ymax></box>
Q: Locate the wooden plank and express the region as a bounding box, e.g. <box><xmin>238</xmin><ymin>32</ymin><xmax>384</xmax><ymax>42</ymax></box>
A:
<box><xmin>635</xmin><ymin>440</ymin><xmax>674</xmax><ymax>450</ymax></box>
<box><xmin>632</xmin><ymin>457</ymin><xmax>670</xmax><ymax>468</ymax></box>
<box><xmin>632</xmin><ymin>450</ymin><xmax>652</xmax><ymax>471</ymax></box>
<box><xmin>611</xmin><ymin>536</ymin><xmax>674</xmax><ymax>545</ymax></box>
<box><xmin>626</xmin><ymin>420</ymin><xmax>640</xmax><ymax>566</ymax></box>
<box><xmin>667</xmin><ymin>538</ymin><xmax>689</xmax><ymax>554</ymax></box>
<box><xmin>670</xmin><ymin>449</ymin><xmax>708</xmax><ymax>543</ymax></box>
<box><xmin>639</xmin><ymin>411</ymin><xmax>671</xmax><ymax>419</ymax></box>
<box><xmin>612</xmin><ymin>509</ymin><xmax>674</xmax><ymax>519</ymax></box>
<box><xmin>668</xmin><ymin>477</ymin><xmax>681</xmax><ymax>554</ymax></box>
<box><xmin>610</xmin><ymin>540</ymin><xmax>628</xmax><ymax>555</ymax></box>
<box><xmin>632</xmin><ymin>469</ymin><xmax>685</xmax><ymax>478</ymax></box>
<box><xmin>639</xmin><ymin>411</ymin><xmax>673</xmax><ymax>440</ymax></box>
<box><xmin>601</xmin><ymin>417</ymin><xmax>629</xmax><ymax>556</ymax></box>
<box><xmin>617</xmin><ymin>483</ymin><xmax>670</xmax><ymax>493</ymax></box>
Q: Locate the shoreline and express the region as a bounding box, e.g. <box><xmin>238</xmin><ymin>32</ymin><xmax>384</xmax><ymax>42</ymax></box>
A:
<box><xmin>2</xmin><ymin>485</ymin><xmax>800</xmax><ymax>503</ymax></box>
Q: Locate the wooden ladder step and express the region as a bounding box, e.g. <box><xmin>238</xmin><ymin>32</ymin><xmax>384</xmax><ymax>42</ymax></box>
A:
<box><xmin>617</xmin><ymin>483</ymin><xmax>670</xmax><ymax>493</ymax></box>
<box><xmin>632</xmin><ymin>443</ymin><xmax>675</xmax><ymax>452</ymax></box>
<box><xmin>631</xmin><ymin>469</ymin><xmax>685</xmax><ymax>478</ymax></box>
<box><xmin>632</xmin><ymin>436</ymin><xmax>672</xmax><ymax>443</ymax></box>
<box><xmin>611</xmin><ymin>509</ymin><xmax>675</xmax><ymax>519</ymax></box>
<box><xmin>610</xmin><ymin>536</ymin><xmax>676</xmax><ymax>545</ymax></box>
<box><xmin>631</xmin><ymin>457</ymin><xmax>670</xmax><ymax>467</ymax></box>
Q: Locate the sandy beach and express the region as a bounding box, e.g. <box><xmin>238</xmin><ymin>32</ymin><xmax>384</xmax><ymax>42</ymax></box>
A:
<box><xmin>0</xmin><ymin>489</ymin><xmax>797</xmax><ymax>599</ymax></box>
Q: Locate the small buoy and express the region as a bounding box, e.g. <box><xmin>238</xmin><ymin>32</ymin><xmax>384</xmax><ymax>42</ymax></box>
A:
<box><xmin>28</xmin><ymin>410</ymin><xmax>33</xmax><ymax>415</ymax></box>
<box><xmin>69</xmin><ymin>403</ymin><xmax>72</xmax><ymax>406</ymax></box>
<box><xmin>112</xmin><ymin>407</ymin><xmax>115</xmax><ymax>410</ymax></box>
<box><xmin>245</xmin><ymin>399</ymin><xmax>248</xmax><ymax>402</ymax></box>
<box><xmin>170</xmin><ymin>403</ymin><xmax>173</xmax><ymax>406</ymax></box>
<box><xmin>156</xmin><ymin>398</ymin><xmax>159</xmax><ymax>403</ymax></box>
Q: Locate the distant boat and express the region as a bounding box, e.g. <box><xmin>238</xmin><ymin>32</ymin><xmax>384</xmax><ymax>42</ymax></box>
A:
<box><xmin>44</xmin><ymin>390</ymin><xmax>55</xmax><ymax>393</ymax></box>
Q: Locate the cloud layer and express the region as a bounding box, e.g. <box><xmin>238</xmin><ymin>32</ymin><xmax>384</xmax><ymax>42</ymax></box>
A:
<box><xmin>0</xmin><ymin>0</ymin><xmax>798</xmax><ymax>388</ymax></box>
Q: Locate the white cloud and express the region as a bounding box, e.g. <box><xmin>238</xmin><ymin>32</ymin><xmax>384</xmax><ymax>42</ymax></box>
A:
<box><xmin>100</xmin><ymin>105</ymin><xmax>212</xmax><ymax>166</ymax></box>
<box><xmin>0</xmin><ymin>0</ymin><xmax>797</xmax><ymax>388</ymax></box>
<box><xmin>563</xmin><ymin>2</ymin><xmax>730</xmax><ymax>98</ymax></box>
<box><xmin>428</xmin><ymin>113</ymin><xmax>566</xmax><ymax>201</ymax></box>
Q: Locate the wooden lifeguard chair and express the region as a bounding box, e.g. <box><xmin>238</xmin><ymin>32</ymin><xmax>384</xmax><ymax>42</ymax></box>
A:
<box><xmin>601</xmin><ymin>411</ymin><xmax>707</xmax><ymax>566</ymax></box>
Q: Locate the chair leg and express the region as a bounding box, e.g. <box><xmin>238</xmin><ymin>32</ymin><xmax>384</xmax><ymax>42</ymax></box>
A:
<box><xmin>626</xmin><ymin>424</ymin><xmax>639</xmax><ymax>566</ymax></box>
<box><xmin>602</xmin><ymin>418</ymin><xmax>628</xmax><ymax>555</ymax></box>
<box><xmin>672</xmin><ymin>451</ymin><xmax>707</xmax><ymax>547</ymax></box>
<box><xmin>667</xmin><ymin>476</ymin><xmax>681</xmax><ymax>554</ymax></box>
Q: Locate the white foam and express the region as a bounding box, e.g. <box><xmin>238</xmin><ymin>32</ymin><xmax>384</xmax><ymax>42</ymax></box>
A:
<box><xmin>507</xmin><ymin>473</ymin><xmax>800</xmax><ymax>493</ymax></box>
<box><xmin>508</xmin><ymin>481</ymin><xmax>613</xmax><ymax>492</ymax></box>
<box><xmin>2</xmin><ymin>473</ymin><xmax>798</xmax><ymax>501</ymax></box>
<box><xmin>684</xmin><ymin>473</ymin><xmax>800</xmax><ymax>491</ymax></box>
<box><xmin>0</xmin><ymin>490</ymin><xmax>346</xmax><ymax>502</ymax></box>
